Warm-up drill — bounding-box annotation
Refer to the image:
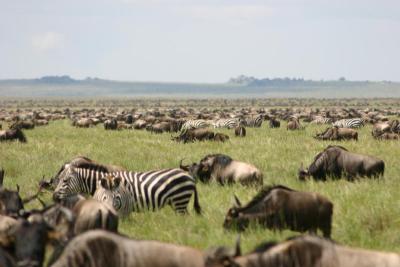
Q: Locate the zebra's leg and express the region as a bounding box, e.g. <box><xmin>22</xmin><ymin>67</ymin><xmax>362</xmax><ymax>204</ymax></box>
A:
<box><xmin>170</xmin><ymin>197</ymin><xmax>190</xmax><ymax>215</ymax></box>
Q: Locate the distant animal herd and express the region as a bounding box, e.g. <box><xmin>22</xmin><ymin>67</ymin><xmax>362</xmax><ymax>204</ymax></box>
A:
<box><xmin>0</xmin><ymin>106</ymin><xmax>400</xmax><ymax>266</ymax></box>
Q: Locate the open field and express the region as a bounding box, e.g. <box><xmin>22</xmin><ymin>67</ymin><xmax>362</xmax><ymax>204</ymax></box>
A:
<box><xmin>1</xmin><ymin>112</ymin><xmax>400</xmax><ymax>254</ymax></box>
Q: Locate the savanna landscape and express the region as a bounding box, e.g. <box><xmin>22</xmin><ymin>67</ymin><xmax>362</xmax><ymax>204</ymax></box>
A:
<box><xmin>1</xmin><ymin>98</ymin><xmax>400</xmax><ymax>265</ymax></box>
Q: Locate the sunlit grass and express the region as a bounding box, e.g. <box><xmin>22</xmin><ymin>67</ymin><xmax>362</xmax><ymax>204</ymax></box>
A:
<box><xmin>0</xmin><ymin>119</ymin><xmax>399</xmax><ymax>253</ymax></box>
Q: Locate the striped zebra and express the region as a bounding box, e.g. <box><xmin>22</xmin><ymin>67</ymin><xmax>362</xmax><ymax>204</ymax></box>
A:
<box><xmin>180</xmin><ymin>119</ymin><xmax>210</xmax><ymax>131</ymax></box>
<box><xmin>310</xmin><ymin>117</ymin><xmax>333</xmax><ymax>124</ymax></box>
<box><xmin>212</xmin><ymin>118</ymin><xmax>240</xmax><ymax>129</ymax></box>
<box><xmin>332</xmin><ymin>118</ymin><xmax>365</xmax><ymax>128</ymax></box>
<box><xmin>53</xmin><ymin>165</ymin><xmax>201</xmax><ymax>216</ymax></box>
<box><xmin>241</xmin><ymin>114</ymin><xmax>263</xmax><ymax>128</ymax></box>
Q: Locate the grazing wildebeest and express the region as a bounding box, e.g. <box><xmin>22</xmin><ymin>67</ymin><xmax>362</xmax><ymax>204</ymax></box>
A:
<box><xmin>104</xmin><ymin>119</ymin><xmax>118</xmax><ymax>130</ymax></box>
<box><xmin>234</xmin><ymin>126</ymin><xmax>246</xmax><ymax>137</ymax></box>
<box><xmin>269</xmin><ymin>118</ymin><xmax>280</xmax><ymax>128</ymax></box>
<box><xmin>0</xmin><ymin>128</ymin><xmax>27</xmax><ymax>143</ymax></box>
<box><xmin>9</xmin><ymin>120</ymin><xmax>35</xmax><ymax>130</ymax></box>
<box><xmin>214</xmin><ymin>133</ymin><xmax>230</xmax><ymax>142</ymax></box>
<box><xmin>208</xmin><ymin>235</ymin><xmax>400</xmax><ymax>267</ymax></box>
<box><xmin>314</xmin><ymin>127</ymin><xmax>358</xmax><ymax>141</ymax></box>
<box><xmin>133</xmin><ymin>119</ymin><xmax>147</xmax><ymax>129</ymax></box>
<box><xmin>376</xmin><ymin>132</ymin><xmax>400</xmax><ymax>140</ymax></box>
<box><xmin>372</xmin><ymin>122</ymin><xmax>391</xmax><ymax>137</ymax></box>
<box><xmin>56</xmin><ymin>194</ymin><xmax>119</xmax><ymax>235</ymax></box>
<box><xmin>298</xmin><ymin>145</ymin><xmax>384</xmax><ymax>181</ymax></box>
<box><xmin>49</xmin><ymin>230</ymin><xmax>205</xmax><ymax>267</ymax></box>
<box><xmin>73</xmin><ymin>118</ymin><xmax>94</xmax><ymax>128</ymax></box>
<box><xmin>180</xmin><ymin>154</ymin><xmax>263</xmax><ymax>186</ymax></box>
<box><xmin>172</xmin><ymin>128</ymin><xmax>215</xmax><ymax>143</ymax></box>
<box><xmin>223</xmin><ymin>185</ymin><xmax>333</xmax><ymax>237</ymax></box>
<box><xmin>286</xmin><ymin>118</ymin><xmax>303</xmax><ymax>130</ymax></box>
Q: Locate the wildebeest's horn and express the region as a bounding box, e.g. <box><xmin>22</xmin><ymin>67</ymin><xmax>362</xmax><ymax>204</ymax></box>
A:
<box><xmin>22</xmin><ymin>186</ymin><xmax>43</xmax><ymax>204</ymax></box>
<box><xmin>233</xmin><ymin>195</ymin><xmax>242</xmax><ymax>207</ymax></box>
<box><xmin>234</xmin><ymin>235</ymin><xmax>241</xmax><ymax>257</ymax></box>
<box><xmin>0</xmin><ymin>168</ymin><xmax>4</xmax><ymax>188</ymax></box>
<box><xmin>58</xmin><ymin>206</ymin><xmax>75</xmax><ymax>223</ymax></box>
<box><xmin>179</xmin><ymin>159</ymin><xmax>190</xmax><ymax>171</ymax></box>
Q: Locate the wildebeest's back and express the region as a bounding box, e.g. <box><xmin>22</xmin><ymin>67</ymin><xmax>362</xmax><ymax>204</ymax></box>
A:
<box><xmin>340</xmin><ymin>150</ymin><xmax>384</xmax><ymax>177</ymax></box>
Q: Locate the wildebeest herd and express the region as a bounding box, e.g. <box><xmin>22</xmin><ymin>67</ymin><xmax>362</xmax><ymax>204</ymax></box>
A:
<box><xmin>0</xmin><ymin>105</ymin><xmax>399</xmax><ymax>267</ymax></box>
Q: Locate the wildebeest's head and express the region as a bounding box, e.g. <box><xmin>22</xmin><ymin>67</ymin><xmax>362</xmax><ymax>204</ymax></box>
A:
<box><xmin>204</xmin><ymin>236</ymin><xmax>242</xmax><ymax>267</ymax></box>
<box><xmin>298</xmin><ymin>163</ymin><xmax>310</xmax><ymax>181</ymax></box>
<box><xmin>223</xmin><ymin>195</ymin><xmax>249</xmax><ymax>231</ymax></box>
<box><xmin>0</xmin><ymin>186</ymin><xmax>24</xmax><ymax>218</ymax></box>
<box><xmin>194</xmin><ymin>154</ymin><xmax>233</xmax><ymax>183</ymax></box>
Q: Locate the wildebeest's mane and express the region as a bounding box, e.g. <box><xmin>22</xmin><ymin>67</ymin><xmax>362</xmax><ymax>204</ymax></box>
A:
<box><xmin>203</xmin><ymin>154</ymin><xmax>233</xmax><ymax>167</ymax></box>
<box><xmin>241</xmin><ymin>185</ymin><xmax>295</xmax><ymax>209</ymax></box>
<box><xmin>251</xmin><ymin>241</ymin><xmax>278</xmax><ymax>253</ymax></box>
<box><xmin>325</xmin><ymin>145</ymin><xmax>348</xmax><ymax>152</ymax></box>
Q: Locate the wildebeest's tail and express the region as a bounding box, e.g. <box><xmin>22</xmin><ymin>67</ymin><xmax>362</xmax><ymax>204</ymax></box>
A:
<box><xmin>193</xmin><ymin>187</ymin><xmax>202</xmax><ymax>215</ymax></box>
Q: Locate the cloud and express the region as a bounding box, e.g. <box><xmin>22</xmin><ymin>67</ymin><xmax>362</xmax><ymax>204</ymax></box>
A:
<box><xmin>32</xmin><ymin>32</ymin><xmax>65</xmax><ymax>51</ymax></box>
<box><xmin>186</xmin><ymin>5</ymin><xmax>273</xmax><ymax>22</ymax></box>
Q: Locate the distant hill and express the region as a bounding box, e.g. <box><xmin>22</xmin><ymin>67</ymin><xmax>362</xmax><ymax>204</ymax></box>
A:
<box><xmin>0</xmin><ymin>75</ymin><xmax>399</xmax><ymax>98</ymax></box>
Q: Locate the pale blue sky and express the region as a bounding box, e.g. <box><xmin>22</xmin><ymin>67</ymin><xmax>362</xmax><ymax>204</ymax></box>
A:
<box><xmin>1</xmin><ymin>0</ymin><xmax>399</xmax><ymax>82</ymax></box>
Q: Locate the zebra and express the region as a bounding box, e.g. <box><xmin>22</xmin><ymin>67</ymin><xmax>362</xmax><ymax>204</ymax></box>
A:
<box><xmin>53</xmin><ymin>165</ymin><xmax>201</xmax><ymax>216</ymax></box>
<box><xmin>332</xmin><ymin>118</ymin><xmax>365</xmax><ymax>128</ymax></box>
<box><xmin>180</xmin><ymin>119</ymin><xmax>210</xmax><ymax>131</ymax></box>
<box><xmin>212</xmin><ymin>118</ymin><xmax>240</xmax><ymax>129</ymax></box>
<box><xmin>93</xmin><ymin>169</ymin><xmax>201</xmax><ymax>216</ymax></box>
<box><xmin>310</xmin><ymin>117</ymin><xmax>333</xmax><ymax>124</ymax></box>
<box><xmin>241</xmin><ymin>114</ymin><xmax>263</xmax><ymax>128</ymax></box>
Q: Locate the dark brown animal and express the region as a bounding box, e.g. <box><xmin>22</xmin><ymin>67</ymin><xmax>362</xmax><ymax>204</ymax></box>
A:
<box><xmin>49</xmin><ymin>230</ymin><xmax>205</xmax><ymax>267</ymax></box>
<box><xmin>173</xmin><ymin>128</ymin><xmax>215</xmax><ymax>143</ymax></box>
<box><xmin>0</xmin><ymin>128</ymin><xmax>27</xmax><ymax>143</ymax></box>
<box><xmin>376</xmin><ymin>132</ymin><xmax>400</xmax><ymax>140</ymax></box>
<box><xmin>223</xmin><ymin>185</ymin><xmax>333</xmax><ymax>237</ymax></box>
<box><xmin>104</xmin><ymin>119</ymin><xmax>118</xmax><ymax>130</ymax></box>
<box><xmin>208</xmin><ymin>235</ymin><xmax>400</xmax><ymax>267</ymax></box>
<box><xmin>299</xmin><ymin>145</ymin><xmax>384</xmax><ymax>181</ymax></box>
<box><xmin>287</xmin><ymin>118</ymin><xmax>303</xmax><ymax>130</ymax></box>
<box><xmin>214</xmin><ymin>133</ymin><xmax>230</xmax><ymax>142</ymax></box>
<box><xmin>269</xmin><ymin>118</ymin><xmax>280</xmax><ymax>128</ymax></box>
<box><xmin>234</xmin><ymin>126</ymin><xmax>246</xmax><ymax>137</ymax></box>
<box><xmin>314</xmin><ymin>127</ymin><xmax>358</xmax><ymax>141</ymax></box>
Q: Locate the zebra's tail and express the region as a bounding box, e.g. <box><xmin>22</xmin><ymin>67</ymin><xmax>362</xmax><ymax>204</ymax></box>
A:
<box><xmin>193</xmin><ymin>187</ymin><xmax>202</xmax><ymax>215</ymax></box>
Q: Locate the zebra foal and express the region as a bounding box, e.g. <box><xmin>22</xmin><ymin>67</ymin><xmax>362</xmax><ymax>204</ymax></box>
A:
<box><xmin>93</xmin><ymin>168</ymin><xmax>201</xmax><ymax>217</ymax></box>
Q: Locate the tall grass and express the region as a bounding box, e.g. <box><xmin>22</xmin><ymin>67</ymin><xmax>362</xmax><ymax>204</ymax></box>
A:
<box><xmin>1</xmin><ymin>119</ymin><xmax>399</xmax><ymax>253</ymax></box>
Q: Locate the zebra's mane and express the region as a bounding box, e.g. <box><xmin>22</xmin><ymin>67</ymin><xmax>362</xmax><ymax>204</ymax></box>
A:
<box><xmin>240</xmin><ymin>185</ymin><xmax>295</xmax><ymax>210</ymax></box>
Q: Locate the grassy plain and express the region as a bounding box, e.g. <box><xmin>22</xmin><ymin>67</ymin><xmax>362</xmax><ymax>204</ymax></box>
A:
<box><xmin>0</xmin><ymin>116</ymin><xmax>399</xmax><ymax>253</ymax></box>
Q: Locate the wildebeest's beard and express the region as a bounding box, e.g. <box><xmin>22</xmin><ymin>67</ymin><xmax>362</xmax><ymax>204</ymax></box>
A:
<box><xmin>196</xmin><ymin>165</ymin><xmax>212</xmax><ymax>183</ymax></box>
<box><xmin>308</xmin><ymin>151</ymin><xmax>328</xmax><ymax>180</ymax></box>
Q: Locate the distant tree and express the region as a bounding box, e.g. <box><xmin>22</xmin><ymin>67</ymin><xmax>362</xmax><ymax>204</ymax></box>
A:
<box><xmin>339</xmin><ymin>77</ymin><xmax>346</xmax><ymax>81</ymax></box>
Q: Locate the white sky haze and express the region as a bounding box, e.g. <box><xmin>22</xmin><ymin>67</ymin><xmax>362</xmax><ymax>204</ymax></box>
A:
<box><xmin>1</xmin><ymin>0</ymin><xmax>399</xmax><ymax>82</ymax></box>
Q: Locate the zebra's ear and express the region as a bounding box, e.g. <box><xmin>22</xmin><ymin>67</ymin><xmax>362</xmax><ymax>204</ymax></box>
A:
<box><xmin>113</xmin><ymin>177</ymin><xmax>122</xmax><ymax>189</ymax></box>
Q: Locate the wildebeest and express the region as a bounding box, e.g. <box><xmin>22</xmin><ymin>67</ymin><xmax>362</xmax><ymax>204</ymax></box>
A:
<box><xmin>72</xmin><ymin>118</ymin><xmax>94</xmax><ymax>128</ymax></box>
<box><xmin>56</xmin><ymin>194</ymin><xmax>119</xmax><ymax>235</ymax></box>
<box><xmin>299</xmin><ymin>145</ymin><xmax>384</xmax><ymax>181</ymax></box>
<box><xmin>172</xmin><ymin>128</ymin><xmax>215</xmax><ymax>143</ymax></box>
<box><xmin>9</xmin><ymin>120</ymin><xmax>35</xmax><ymax>130</ymax></box>
<box><xmin>234</xmin><ymin>126</ymin><xmax>246</xmax><ymax>137</ymax></box>
<box><xmin>0</xmin><ymin>128</ymin><xmax>27</xmax><ymax>143</ymax></box>
<box><xmin>314</xmin><ymin>126</ymin><xmax>358</xmax><ymax>141</ymax></box>
<box><xmin>49</xmin><ymin>230</ymin><xmax>205</xmax><ymax>267</ymax></box>
<box><xmin>133</xmin><ymin>119</ymin><xmax>147</xmax><ymax>129</ymax></box>
<box><xmin>371</xmin><ymin>121</ymin><xmax>391</xmax><ymax>137</ymax></box>
<box><xmin>286</xmin><ymin>118</ymin><xmax>303</xmax><ymax>130</ymax></box>
<box><xmin>223</xmin><ymin>185</ymin><xmax>333</xmax><ymax>237</ymax></box>
<box><xmin>104</xmin><ymin>119</ymin><xmax>118</xmax><ymax>130</ymax></box>
<box><xmin>208</xmin><ymin>235</ymin><xmax>400</xmax><ymax>267</ymax></box>
<box><xmin>376</xmin><ymin>132</ymin><xmax>400</xmax><ymax>140</ymax></box>
<box><xmin>180</xmin><ymin>154</ymin><xmax>263</xmax><ymax>186</ymax></box>
<box><xmin>269</xmin><ymin>118</ymin><xmax>280</xmax><ymax>128</ymax></box>
<box><xmin>213</xmin><ymin>133</ymin><xmax>230</xmax><ymax>142</ymax></box>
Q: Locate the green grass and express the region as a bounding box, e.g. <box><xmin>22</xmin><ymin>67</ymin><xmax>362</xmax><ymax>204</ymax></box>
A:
<box><xmin>1</xmin><ymin>119</ymin><xmax>400</xmax><ymax>253</ymax></box>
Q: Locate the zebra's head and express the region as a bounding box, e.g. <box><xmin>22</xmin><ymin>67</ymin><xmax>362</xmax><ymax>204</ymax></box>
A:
<box><xmin>93</xmin><ymin>175</ymin><xmax>123</xmax><ymax>212</ymax></box>
<box><xmin>53</xmin><ymin>165</ymin><xmax>80</xmax><ymax>201</ymax></box>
